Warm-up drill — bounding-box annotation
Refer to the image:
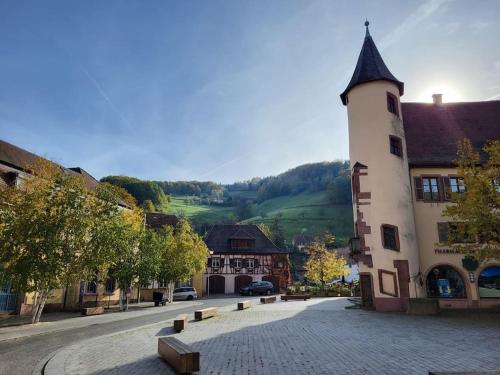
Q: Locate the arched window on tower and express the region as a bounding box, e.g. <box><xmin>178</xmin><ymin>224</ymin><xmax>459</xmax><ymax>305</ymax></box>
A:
<box><xmin>426</xmin><ymin>266</ymin><xmax>466</xmax><ymax>298</ymax></box>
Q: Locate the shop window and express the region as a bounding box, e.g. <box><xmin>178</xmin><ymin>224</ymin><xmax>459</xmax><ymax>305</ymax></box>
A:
<box><xmin>426</xmin><ymin>266</ymin><xmax>466</xmax><ymax>298</ymax></box>
<box><xmin>478</xmin><ymin>266</ymin><xmax>500</xmax><ymax>298</ymax></box>
<box><xmin>381</xmin><ymin>224</ymin><xmax>399</xmax><ymax>251</ymax></box>
<box><xmin>389</xmin><ymin>136</ymin><xmax>402</xmax><ymax>157</ymax></box>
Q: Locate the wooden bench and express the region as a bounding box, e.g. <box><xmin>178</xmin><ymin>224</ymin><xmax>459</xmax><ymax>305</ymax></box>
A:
<box><xmin>237</xmin><ymin>300</ymin><xmax>251</xmax><ymax>310</ymax></box>
<box><xmin>174</xmin><ymin>314</ymin><xmax>188</xmax><ymax>333</ymax></box>
<box><xmin>281</xmin><ymin>294</ymin><xmax>311</xmax><ymax>301</ymax></box>
<box><xmin>158</xmin><ymin>337</ymin><xmax>199</xmax><ymax>374</ymax></box>
<box><xmin>260</xmin><ymin>296</ymin><xmax>276</xmax><ymax>304</ymax></box>
<box><xmin>81</xmin><ymin>306</ymin><xmax>104</xmax><ymax>316</ymax></box>
<box><xmin>194</xmin><ymin>307</ymin><xmax>218</xmax><ymax>321</ymax></box>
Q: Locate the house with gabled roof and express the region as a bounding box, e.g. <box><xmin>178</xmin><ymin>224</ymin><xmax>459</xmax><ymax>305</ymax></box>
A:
<box><xmin>203</xmin><ymin>224</ymin><xmax>290</xmax><ymax>294</ymax></box>
<box><xmin>342</xmin><ymin>21</ymin><xmax>500</xmax><ymax>311</ymax></box>
<box><xmin>0</xmin><ymin>139</ymin><xmax>129</xmax><ymax>315</ymax></box>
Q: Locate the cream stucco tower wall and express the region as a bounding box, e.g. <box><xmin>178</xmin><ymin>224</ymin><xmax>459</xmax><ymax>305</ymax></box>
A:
<box><xmin>342</xmin><ymin>23</ymin><xmax>421</xmax><ymax>311</ymax></box>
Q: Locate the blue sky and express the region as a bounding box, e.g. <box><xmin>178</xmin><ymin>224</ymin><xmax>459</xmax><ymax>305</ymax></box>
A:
<box><xmin>1</xmin><ymin>0</ymin><xmax>499</xmax><ymax>183</ymax></box>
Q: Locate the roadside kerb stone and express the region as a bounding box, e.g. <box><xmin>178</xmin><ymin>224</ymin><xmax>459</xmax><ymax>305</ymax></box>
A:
<box><xmin>0</xmin><ymin>301</ymin><xmax>202</xmax><ymax>343</ymax></box>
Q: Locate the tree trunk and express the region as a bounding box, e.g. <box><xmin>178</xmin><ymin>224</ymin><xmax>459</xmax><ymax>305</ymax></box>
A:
<box><xmin>136</xmin><ymin>285</ymin><xmax>141</xmax><ymax>304</ymax></box>
<box><xmin>32</xmin><ymin>289</ymin><xmax>49</xmax><ymax>324</ymax></box>
<box><xmin>167</xmin><ymin>282</ymin><xmax>175</xmax><ymax>303</ymax></box>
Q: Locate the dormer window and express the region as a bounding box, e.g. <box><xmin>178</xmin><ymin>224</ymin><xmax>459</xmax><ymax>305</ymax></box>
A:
<box><xmin>387</xmin><ymin>92</ymin><xmax>399</xmax><ymax>117</ymax></box>
<box><xmin>230</xmin><ymin>239</ymin><xmax>255</xmax><ymax>249</ymax></box>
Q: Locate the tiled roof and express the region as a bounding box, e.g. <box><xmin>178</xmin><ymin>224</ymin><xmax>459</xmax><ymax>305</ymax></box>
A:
<box><xmin>340</xmin><ymin>24</ymin><xmax>404</xmax><ymax>105</ymax></box>
<box><xmin>204</xmin><ymin>224</ymin><xmax>287</xmax><ymax>254</ymax></box>
<box><xmin>0</xmin><ymin>139</ymin><xmax>130</xmax><ymax>207</ymax></box>
<box><xmin>0</xmin><ymin>139</ymin><xmax>42</xmax><ymax>171</ymax></box>
<box><xmin>145</xmin><ymin>213</ymin><xmax>179</xmax><ymax>229</ymax></box>
<box><xmin>402</xmin><ymin>101</ymin><xmax>500</xmax><ymax>166</ymax></box>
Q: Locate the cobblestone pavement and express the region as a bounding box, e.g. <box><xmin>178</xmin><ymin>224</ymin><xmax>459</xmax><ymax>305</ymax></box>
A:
<box><xmin>45</xmin><ymin>297</ymin><xmax>500</xmax><ymax>375</ymax></box>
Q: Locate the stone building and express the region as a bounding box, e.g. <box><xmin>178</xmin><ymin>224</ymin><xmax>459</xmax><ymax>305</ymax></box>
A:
<box><xmin>341</xmin><ymin>22</ymin><xmax>500</xmax><ymax>311</ymax></box>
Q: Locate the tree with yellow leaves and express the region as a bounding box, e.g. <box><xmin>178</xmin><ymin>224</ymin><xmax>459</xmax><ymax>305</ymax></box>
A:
<box><xmin>442</xmin><ymin>139</ymin><xmax>499</xmax><ymax>262</ymax></box>
<box><xmin>304</xmin><ymin>238</ymin><xmax>349</xmax><ymax>290</ymax></box>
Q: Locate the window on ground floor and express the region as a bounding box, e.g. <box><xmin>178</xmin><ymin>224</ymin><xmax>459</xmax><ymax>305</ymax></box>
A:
<box><xmin>104</xmin><ymin>277</ymin><xmax>115</xmax><ymax>294</ymax></box>
<box><xmin>426</xmin><ymin>266</ymin><xmax>466</xmax><ymax>298</ymax></box>
<box><xmin>86</xmin><ymin>276</ymin><xmax>97</xmax><ymax>294</ymax></box>
<box><xmin>478</xmin><ymin>266</ymin><xmax>500</xmax><ymax>298</ymax></box>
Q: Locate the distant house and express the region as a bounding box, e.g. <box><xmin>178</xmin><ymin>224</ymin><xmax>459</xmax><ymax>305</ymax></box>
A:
<box><xmin>145</xmin><ymin>212</ymin><xmax>179</xmax><ymax>229</ymax></box>
<box><xmin>203</xmin><ymin>225</ymin><xmax>290</xmax><ymax>294</ymax></box>
<box><xmin>292</xmin><ymin>234</ymin><xmax>314</xmax><ymax>252</ymax></box>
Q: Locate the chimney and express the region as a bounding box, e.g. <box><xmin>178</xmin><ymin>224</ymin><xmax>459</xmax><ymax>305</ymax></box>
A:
<box><xmin>432</xmin><ymin>93</ymin><xmax>443</xmax><ymax>105</ymax></box>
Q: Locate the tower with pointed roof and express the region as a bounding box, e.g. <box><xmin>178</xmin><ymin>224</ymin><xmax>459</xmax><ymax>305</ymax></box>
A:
<box><xmin>341</xmin><ymin>21</ymin><xmax>421</xmax><ymax>311</ymax></box>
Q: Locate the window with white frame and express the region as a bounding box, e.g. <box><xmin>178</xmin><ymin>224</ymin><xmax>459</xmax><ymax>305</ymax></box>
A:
<box><xmin>246</xmin><ymin>258</ymin><xmax>255</xmax><ymax>268</ymax></box>
<box><xmin>212</xmin><ymin>257</ymin><xmax>221</xmax><ymax>268</ymax></box>
<box><xmin>234</xmin><ymin>258</ymin><xmax>242</xmax><ymax>268</ymax></box>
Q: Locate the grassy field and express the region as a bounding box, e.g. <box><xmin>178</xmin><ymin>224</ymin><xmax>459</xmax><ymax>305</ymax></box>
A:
<box><xmin>164</xmin><ymin>191</ymin><xmax>353</xmax><ymax>245</ymax></box>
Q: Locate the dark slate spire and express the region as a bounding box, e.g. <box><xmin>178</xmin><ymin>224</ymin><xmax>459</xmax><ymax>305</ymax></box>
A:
<box><xmin>340</xmin><ymin>21</ymin><xmax>404</xmax><ymax>105</ymax></box>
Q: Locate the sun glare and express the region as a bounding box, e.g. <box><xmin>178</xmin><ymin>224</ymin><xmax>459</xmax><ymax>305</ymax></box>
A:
<box><xmin>417</xmin><ymin>83</ymin><xmax>463</xmax><ymax>103</ymax></box>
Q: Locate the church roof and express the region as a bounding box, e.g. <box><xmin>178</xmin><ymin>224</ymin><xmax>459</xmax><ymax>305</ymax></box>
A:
<box><xmin>402</xmin><ymin>100</ymin><xmax>500</xmax><ymax>166</ymax></box>
<box><xmin>340</xmin><ymin>22</ymin><xmax>404</xmax><ymax>105</ymax></box>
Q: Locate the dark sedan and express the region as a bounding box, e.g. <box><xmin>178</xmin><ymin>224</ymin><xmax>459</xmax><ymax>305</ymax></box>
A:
<box><xmin>239</xmin><ymin>280</ymin><xmax>274</xmax><ymax>296</ymax></box>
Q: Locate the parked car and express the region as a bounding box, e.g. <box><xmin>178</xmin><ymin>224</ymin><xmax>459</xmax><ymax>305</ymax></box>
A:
<box><xmin>239</xmin><ymin>281</ymin><xmax>274</xmax><ymax>296</ymax></box>
<box><xmin>173</xmin><ymin>287</ymin><xmax>197</xmax><ymax>301</ymax></box>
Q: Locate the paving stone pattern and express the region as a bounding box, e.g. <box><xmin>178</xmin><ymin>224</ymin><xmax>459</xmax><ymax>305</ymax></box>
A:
<box><xmin>47</xmin><ymin>298</ymin><xmax>500</xmax><ymax>375</ymax></box>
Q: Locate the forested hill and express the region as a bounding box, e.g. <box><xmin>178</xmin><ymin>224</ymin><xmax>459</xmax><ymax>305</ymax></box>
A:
<box><xmin>102</xmin><ymin>161</ymin><xmax>351</xmax><ymax>206</ymax></box>
<box><xmin>101</xmin><ymin>161</ymin><xmax>354</xmax><ymax>244</ymax></box>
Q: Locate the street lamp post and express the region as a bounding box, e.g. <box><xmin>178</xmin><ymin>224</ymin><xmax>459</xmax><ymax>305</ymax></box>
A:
<box><xmin>207</xmin><ymin>251</ymin><xmax>214</xmax><ymax>298</ymax></box>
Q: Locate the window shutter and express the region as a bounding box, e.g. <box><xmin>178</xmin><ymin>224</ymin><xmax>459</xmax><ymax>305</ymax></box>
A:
<box><xmin>443</xmin><ymin>177</ymin><xmax>451</xmax><ymax>201</ymax></box>
<box><xmin>437</xmin><ymin>222</ymin><xmax>449</xmax><ymax>243</ymax></box>
<box><xmin>414</xmin><ymin>177</ymin><xmax>423</xmax><ymax>200</ymax></box>
<box><xmin>207</xmin><ymin>258</ymin><xmax>212</xmax><ymax>267</ymax></box>
<box><xmin>243</xmin><ymin>259</ymin><xmax>249</xmax><ymax>268</ymax></box>
<box><xmin>229</xmin><ymin>259</ymin><xmax>235</xmax><ymax>267</ymax></box>
<box><xmin>254</xmin><ymin>258</ymin><xmax>259</xmax><ymax>268</ymax></box>
<box><xmin>438</xmin><ymin>177</ymin><xmax>445</xmax><ymax>201</ymax></box>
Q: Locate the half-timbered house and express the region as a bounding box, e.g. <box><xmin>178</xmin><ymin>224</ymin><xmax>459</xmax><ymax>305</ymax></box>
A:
<box><xmin>203</xmin><ymin>225</ymin><xmax>290</xmax><ymax>295</ymax></box>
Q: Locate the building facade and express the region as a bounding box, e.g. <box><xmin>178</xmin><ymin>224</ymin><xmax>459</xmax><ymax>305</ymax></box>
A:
<box><xmin>342</xmin><ymin>22</ymin><xmax>500</xmax><ymax>311</ymax></box>
<box><xmin>0</xmin><ymin>139</ymin><xmax>128</xmax><ymax>315</ymax></box>
<box><xmin>203</xmin><ymin>225</ymin><xmax>290</xmax><ymax>295</ymax></box>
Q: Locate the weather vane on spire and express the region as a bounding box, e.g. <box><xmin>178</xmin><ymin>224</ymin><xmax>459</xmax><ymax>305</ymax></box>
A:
<box><xmin>364</xmin><ymin>19</ymin><xmax>370</xmax><ymax>37</ymax></box>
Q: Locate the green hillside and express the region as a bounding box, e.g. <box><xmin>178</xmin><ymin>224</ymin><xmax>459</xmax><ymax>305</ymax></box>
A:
<box><xmin>164</xmin><ymin>191</ymin><xmax>353</xmax><ymax>245</ymax></box>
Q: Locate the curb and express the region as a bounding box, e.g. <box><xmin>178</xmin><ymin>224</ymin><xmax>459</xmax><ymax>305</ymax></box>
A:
<box><xmin>42</xmin><ymin>318</ymin><xmax>177</xmax><ymax>375</ymax></box>
<box><xmin>0</xmin><ymin>301</ymin><xmax>202</xmax><ymax>343</ymax></box>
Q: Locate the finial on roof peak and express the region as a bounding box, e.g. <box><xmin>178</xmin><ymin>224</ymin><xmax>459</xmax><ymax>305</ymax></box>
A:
<box><xmin>365</xmin><ymin>19</ymin><xmax>370</xmax><ymax>37</ymax></box>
